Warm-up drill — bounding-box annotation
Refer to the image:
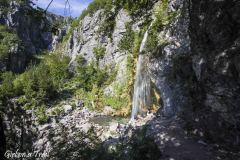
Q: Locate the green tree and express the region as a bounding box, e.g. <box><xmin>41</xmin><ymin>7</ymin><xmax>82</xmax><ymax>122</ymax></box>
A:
<box><xmin>0</xmin><ymin>72</ymin><xmax>15</xmax><ymax>100</ymax></box>
<box><xmin>0</xmin><ymin>25</ymin><xmax>20</xmax><ymax>60</ymax></box>
<box><xmin>13</xmin><ymin>52</ymin><xmax>70</xmax><ymax>103</ymax></box>
<box><xmin>118</xmin><ymin>23</ymin><xmax>135</xmax><ymax>53</ymax></box>
<box><xmin>93</xmin><ymin>47</ymin><xmax>106</xmax><ymax>66</ymax></box>
<box><xmin>44</xmin><ymin>53</ymin><xmax>71</xmax><ymax>89</ymax></box>
<box><xmin>75</xmin><ymin>59</ymin><xmax>109</xmax><ymax>92</ymax></box>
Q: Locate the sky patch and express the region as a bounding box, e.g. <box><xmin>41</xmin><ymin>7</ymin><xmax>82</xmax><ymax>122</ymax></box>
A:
<box><xmin>33</xmin><ymin>0</ymin><xmax>92</xmax><ymax>17</ymax></box>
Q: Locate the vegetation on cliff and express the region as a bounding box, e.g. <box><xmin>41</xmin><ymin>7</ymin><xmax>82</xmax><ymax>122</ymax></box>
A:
<box><xmin>146</xmin><ymin>0</ymin><xmax>178</xmax><ymax>57</ymax></box>
<box><xmin>0</xmin><ymin>25</ymin><xmax>20</xmax><ymax>60</ymax></box>
<box><xmin>0</xmin><ymin>0</ymin><xmax>169</xmax><ymax>125</ymax></box>
<box><xmin>0</xmin><ymin>0</ymin><xmax>239</xmax><ymax>159</ymax></box>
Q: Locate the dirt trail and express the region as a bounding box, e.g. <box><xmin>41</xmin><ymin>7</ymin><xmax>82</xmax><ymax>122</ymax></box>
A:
<box><xmin>147</xmin><ymin>117</ymin><xmax>234</xmax><ymax>160</ymax></box>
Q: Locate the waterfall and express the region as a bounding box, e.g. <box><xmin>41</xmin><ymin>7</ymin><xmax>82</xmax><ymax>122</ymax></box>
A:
<box><xmin>131</xmin><ymin>27</ymin><xmax>152</xmax><ymax>120</ymax></box>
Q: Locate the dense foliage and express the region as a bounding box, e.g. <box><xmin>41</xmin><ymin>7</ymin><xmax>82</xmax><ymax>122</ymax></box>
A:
<box><xmin>0</xmin><ymin>52</ymin><xmax>70</xmax><ymax>104</ymax></box>
<box><xmin>72</xmin><ymin>55</ymin><xmax>119</xmax><ymax>111</ymax></box>
<box><xmin>115</xmin><ymin>0</ymin><xmax>155</xmax><ymax>16</ymax></box>
<box><xmin>93</xmin><ymin>47</ymin><xmax>106</xmax><ymax>66</ymax></box>
<box><xmin>118</xmin><ymin>23</ymin><xmax>135</xmax><ymax>53</ymax></box>
<box><xmin>79</xmin><ymin>0</ymin><xmax>112</xmax><ymax>20</ymax></box>
<box><xmin>0</xmin><ymin>72</ymin><xmax>15</xmax><ymax>100</ymax></box>
<box><xmin>74</xmin><ymin>61</ymin><xmax>110</xmax><ymax>92</ymax></box>
<box><xmin>0</xmin><ymin>25</ymin><xmax>20</xmax><ymax>60</ymax></box>
<box><xmin>0</xmin><ymin>52</ymin><xmax>70</xmax><ymax>123</ymax></box>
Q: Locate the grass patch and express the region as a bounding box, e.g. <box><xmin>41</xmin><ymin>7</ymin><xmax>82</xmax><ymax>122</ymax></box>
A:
<box><xmin>35</xmin><ymin>105</ymin><xmax>48</xmax><ymax>124</ymax></box>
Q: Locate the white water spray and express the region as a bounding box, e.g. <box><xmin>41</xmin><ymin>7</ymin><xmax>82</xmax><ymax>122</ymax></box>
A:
<box><xmin>131</xmin><ymin>25</ymin><xmax>152</xmax><ymax>120</ymax></box>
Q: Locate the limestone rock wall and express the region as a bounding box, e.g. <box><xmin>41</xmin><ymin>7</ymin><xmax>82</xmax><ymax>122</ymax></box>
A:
<box><xmin>188</xmin><ymin>0</ymin><xmax>240</xmax><ymax>148</ymax></box>
<box><xmin>65</xmin><ymin>9</ymin><xmax>132</xmax><ymax>89</ymax></box>
<box><xmin>150</xmin><ymin>0</ymin><xmax>240</xmax><ymax>148</ymax></box>
<box><xmin>149</xmin><ymin>0</ymin><xmax>191</xmax><ymax>117</ymax></box>
<box><xmin>0</xmin><ymin>1</ymin><xmax>64</xmax><ymax>72</ymax></box>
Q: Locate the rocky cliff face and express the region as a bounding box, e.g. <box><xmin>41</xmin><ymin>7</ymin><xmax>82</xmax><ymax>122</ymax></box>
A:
<box><xmin>65</xmin><ymin>9</ymin><xmax>132</xmax><ymax>88</ymax></box>
<box><xmin>151</xmin><ymin>0</ymin><xmax>240</xmax><ymax>150</ymax></box>
<box><xmin>188</xmin><ymin>0</ymin><xmax>240</xmax><ymax>148</ymax></box>
<box><xmin>0</xmin><ymin>1</ymin><xmax>67</xmax><ymax>156</ymax></box>
<box><xmin>62</xmin><ymin>0</ymin><xmax>240</xmax><ymax>150</ymax></box>
<box><xmin>1</xmin><ymin>0</ymin><xmax>240</xmax><ymax>159</ymax></box>
<box><xmin>149</xmin><ymin>0</ymin><xmax>191</xmax><ymax>117</ymax></box>
<box><xmin>0</xmin><ymin>1</ymin><xmax>65</xmax><ymax>72</ymax></box>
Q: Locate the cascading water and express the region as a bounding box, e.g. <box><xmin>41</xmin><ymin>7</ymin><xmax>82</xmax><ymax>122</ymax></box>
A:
<box><xmin>131</xmin><ymin>26</ymin><xmax>152</xmax><ymax>120</ymax></box>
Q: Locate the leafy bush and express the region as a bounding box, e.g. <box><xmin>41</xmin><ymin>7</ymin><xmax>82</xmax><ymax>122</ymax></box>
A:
<box><xmin>93</xmin><ymin>46</ymin><xmax>106</xmax><ymax>65</ymax></box>
<box><xmin>0</xmin><ymin>25</ymin><xmax>20</xmax><ymax>60</ymax></box>
<box><xmin>75</xmin><ymin>84</ymin><xmax>128</xmax><ymax>111</ymax></box>
<box><xmin>0</xmin><ymin>72</ymin><xmax>16</xmax><ymax>100</ymax></box>
<box><xmin>102</xmin><ymin>83</ymin><xmax>130</xmax><ymax>112</ymax></box>
<box><xmin>51</xmin><ymin>106</ymin><xmax>63</xmax><ymax>116</ymax></box>
<box><xmin>79</xmin><ymin>0</ymin><xmax>111</xmax><ymax>20</ymax></box>
<box><xmin>73</xmin><ymin>56</ymin><xmax>119</xmax><ymax>110</ymax></box>
<box><xmin>75</xmin><ymin>87</ymin><xmax>102</xmax><ymax>110</ymax></box>
<box><xmin>113</xmin><ymin>0</ymin><xmax>155</xmax><ymax>17</ymax></box>
<box><xmin>75</xmin><ymin>54</ymin><xmax>87</xmax><ymax>66</ymax></box>
<box><xmin>13</xmin><ymin>52</ymin><xmax>70</xmax><ymax>103</ymax></box>
<box><xmin>74</xmin><ymin>62</ymin><xmax>110</xmax><ymax>92</ymax></box>
<box><xmin>0</xmin><ymin>0</ymin><xmax>9</xmax><ymax>6</ymax></box>
<box><xmin>14</xmin><ymin>63</ymin><xmax>54</xmax><ymax>101</ymax></box>
<box><xmin>62</xmin><ymin>18</ymin><xmax>79</xmax><ymax>42</ymax></box>
<box><xmin>0</xmin><ymin>0</ymin><xmax>12</xmax><ymax>13</ymax></box>
<box><xmin>35</xmin><ymin>105</ymin><xmax>48</xmax><ymax>124</ymax></box>
<box><xmin>152</xmin><ymin>0</ymin><xmax>178</xmax><ymax>30</ymax></box>
<box><xmin>98</xmin><ymin>9</ymin><xmax>117</xmax><ymax>39</ymax></box>
<box><xmin>118</xmin><ymin>23</ymin><xmax>135</xmax><ymax>53</ymax></box>
<box><xmin>44</xmin><ymin>53</ymin><xmax>71</xmax><ymax>89</ymax></box>
<box><xmin>133</xmin><ymin>30</ymin><xmax>145</xmax><ymax>56</ymax></box>
<box><xmin>92</xmin><ymin>0</ymin><xmax>118</xmax><ymax>39</ymax></box>
<box><xmin>119</xmin><ymin>23</ymin><xmax>144</xmax><ymax>57</ymax></box>
<box><xmin>145</xmin><ymin>30</ymin><xmax>158</xmax><ymax>53</ymax></box>
<box><xmin>126</xmin><ymin>55</ymin><xmax>134</xmax><ymax>73</ymax></box>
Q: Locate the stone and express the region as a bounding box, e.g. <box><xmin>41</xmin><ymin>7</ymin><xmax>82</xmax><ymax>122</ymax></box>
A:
<box><xmin>81</xmin><ymin>123</ymin><xmax>92</xmax><ymax>133</ymax></box>
<box><xmin>39</xmin><ymin>124</ymin><xmax>51</xmax><ymax>131</ymax></box>
<box><xmin>75</xmin><ymin>100</ymin><xmax>84</xmax><ymax>108</ymax></box>
<box><xmin>198</xmin><ymin>140</ymin><xmax>207</xmax><ymax>146</ymax></box>
<box><xmin>192</xmin><ymin>56</ymin><xmax>206</xmax><ymax>81</ymax></box>
<box><xmin>103</xmin><ymin>106</ymin><xmax>116</xmax><ymax>115</ymax></box>
<box><xmin>109</xmin><ymin>122</ymin><xmax>119</xmax><ymax>133</ymax></box>
<box><xmin>63</xmin><ymin>105</ymin><xmax>73</xmax><ymax>114</ymax></box>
